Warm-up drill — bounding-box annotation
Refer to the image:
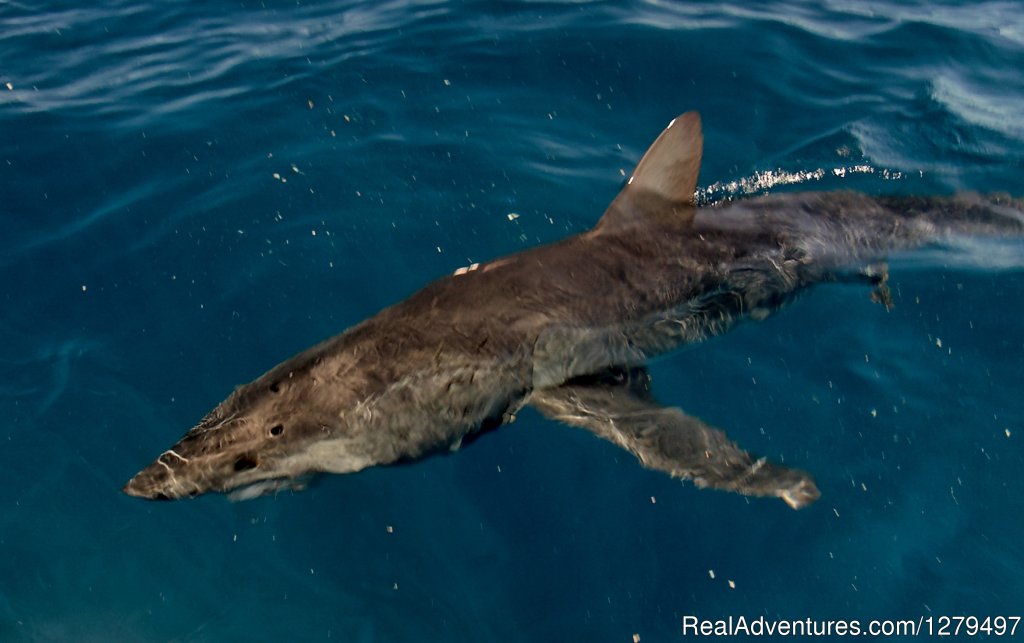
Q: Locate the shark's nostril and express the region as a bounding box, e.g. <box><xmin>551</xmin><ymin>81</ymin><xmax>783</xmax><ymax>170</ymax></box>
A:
<box><xmin>233</xmin><ymin>455</ymin><xmax>258</xmax><ymax>471</ymax></box>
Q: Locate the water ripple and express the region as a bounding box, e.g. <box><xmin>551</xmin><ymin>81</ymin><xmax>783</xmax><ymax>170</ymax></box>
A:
<box><xmin>1</xmin><ymin>0</ymin><xmax>452</xmax><ymax>131</ymax></box>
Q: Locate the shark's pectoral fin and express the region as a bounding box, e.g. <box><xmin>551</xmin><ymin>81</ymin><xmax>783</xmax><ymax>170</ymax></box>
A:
<box><xmin>529</xmin><ymin>367</ymin><xmax>820</xmax><ymax>509</ymax></box>
<box><xmin>595</xmin><ymin>111</ymin><xmax>702</xmax><ymax>233</ymax></box>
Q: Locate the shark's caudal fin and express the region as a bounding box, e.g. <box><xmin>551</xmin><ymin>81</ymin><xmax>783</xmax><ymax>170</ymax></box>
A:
<box><xmin>595</xmin><ymin>111</ymin><xmax>703</xmax><ymax>232</ymax></box>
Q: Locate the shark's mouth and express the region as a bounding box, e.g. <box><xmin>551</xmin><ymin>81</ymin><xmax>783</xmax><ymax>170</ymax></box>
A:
<box><xmin>227</xmin><ymin>476</ymin><xmax>311</xmax><ymax>502</ymax></box>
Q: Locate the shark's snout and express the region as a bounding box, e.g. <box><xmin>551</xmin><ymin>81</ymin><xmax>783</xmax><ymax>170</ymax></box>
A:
<box><xmin>123</xmin><ymin>483</ymin><xmax>174</xmax><ymax>500</ymax></box>
<box><xmin>124</xmin><ymin>425</ymin><xmax>296</xmax><ymax>500</ymax></box>
<box><xmin>123</xmin><ymin>458</ymin><xmax>193</xmax><ymax>500</ymax></box>
<box><xmin>123</xmin><ymin>449</ymin><xmax>212</xmax><ymax>500</ymax></box>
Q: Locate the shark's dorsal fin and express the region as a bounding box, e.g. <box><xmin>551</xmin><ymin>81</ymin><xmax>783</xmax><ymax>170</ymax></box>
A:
<box><xmin>595</xmin><ymin>111</ymin><xmax>703</xmax><ymax>232</ymax></box>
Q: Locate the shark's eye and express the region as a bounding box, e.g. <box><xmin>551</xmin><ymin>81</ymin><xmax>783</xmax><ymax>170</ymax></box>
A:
<box><xmin>269</xmin><ymin>382</ymin><xmax>281</xmax><ymax>393</ymax></box>
<box><xmin>233</xmin><ymin>455</ymin><xmax>258</xmax><ymax>472</ymax></box>
<box><xmin>270</xmin><ymin>424</ymin><xmax>284</xmax><ymax>436</ymax></box>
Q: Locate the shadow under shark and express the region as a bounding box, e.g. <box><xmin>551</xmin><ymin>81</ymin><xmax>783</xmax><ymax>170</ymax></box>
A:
<box><xmin>124</xmin><ymin>112</ymin><xmax>1024</xmax><ymax>509</ymax></box>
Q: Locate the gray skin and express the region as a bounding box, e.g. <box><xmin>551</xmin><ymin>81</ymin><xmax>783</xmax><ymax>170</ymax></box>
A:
<box><xmin>124</xmin><ymin>112</ymin><xmax>1024</xmax><ymax>508</ymax></box>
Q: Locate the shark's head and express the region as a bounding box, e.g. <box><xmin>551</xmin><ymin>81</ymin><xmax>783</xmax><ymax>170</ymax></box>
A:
<box><xmin>124</xmin><ymin>362</ymin><xmax>357</xmax><ymax>501</ymax></box>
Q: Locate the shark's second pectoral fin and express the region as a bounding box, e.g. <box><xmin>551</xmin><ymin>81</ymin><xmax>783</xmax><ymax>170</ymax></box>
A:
<box><xmin>529</xmin><ymin>367</ymin><xmax>820</xmax><ymax>509</ymax></box>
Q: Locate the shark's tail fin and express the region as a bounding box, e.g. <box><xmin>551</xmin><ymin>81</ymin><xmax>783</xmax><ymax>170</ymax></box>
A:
<box><xmin>879</xmin><ymin>192</ymin><xmax>1024</xmax><ymax>237</ymax></box>
<box><xmin>873</xmin><ymin>192</ymin><xmax>1024</xmax><ymax>271</ymax></box>
<box><xmin>769</xmin><ymin>190</ymin><xmax>1024</xmax><ymax>272</ymax></box>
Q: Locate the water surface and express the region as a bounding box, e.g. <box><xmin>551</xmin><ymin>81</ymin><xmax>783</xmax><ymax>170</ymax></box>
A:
<box><xmin>2</xmin><ymin>1</ymin><xmax>1023</xmax><ymax>640</ymax></box>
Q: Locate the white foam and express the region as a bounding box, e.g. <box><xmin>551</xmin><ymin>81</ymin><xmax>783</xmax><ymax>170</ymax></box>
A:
<box><xmin>695</xmin><ymin>164</ymin><xmax>897</xmax><ymax>205</ymax></box>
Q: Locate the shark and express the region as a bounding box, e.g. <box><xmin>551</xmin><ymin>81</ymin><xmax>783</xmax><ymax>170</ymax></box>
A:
<box><xmin>124</xmin><ymin>111</ymin><xmax>1024</xmax><ymax>509</ymax></box>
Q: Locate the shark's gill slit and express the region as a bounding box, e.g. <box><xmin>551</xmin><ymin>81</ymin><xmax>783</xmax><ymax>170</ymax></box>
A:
<box><xmin>233</xmin><ymin>455</ymin><xmax>259</xmax><ymax>471</ymax></box>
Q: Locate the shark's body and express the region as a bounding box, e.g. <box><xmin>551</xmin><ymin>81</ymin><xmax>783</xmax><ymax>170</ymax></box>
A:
<box><xmin>124</xmin><ymin>112</ymin><xmax>1024</xmax><ymax>508</ymax></box>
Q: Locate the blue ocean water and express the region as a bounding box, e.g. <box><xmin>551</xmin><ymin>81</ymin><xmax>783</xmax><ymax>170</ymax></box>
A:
<box><xmin>2</xmin><ymin>0</ymin><xmax>1024</xmax><ymax>640</ymax></box>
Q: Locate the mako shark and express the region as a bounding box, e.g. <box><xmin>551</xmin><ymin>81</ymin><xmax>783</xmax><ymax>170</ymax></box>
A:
<box><xmin>124</xmin><ymin>112</ymin><xmax>1024</xmax><ymax>509</ymax></box>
